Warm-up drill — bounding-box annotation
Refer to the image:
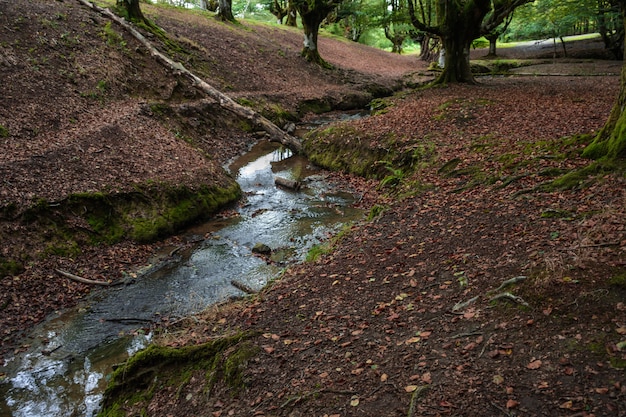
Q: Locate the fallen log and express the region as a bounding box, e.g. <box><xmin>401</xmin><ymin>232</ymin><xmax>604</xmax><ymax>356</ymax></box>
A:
<box><xmin>76</xmin><ymin>0</ymin><xmax>303</xmax><ymax>153</ymax></box>
<box><xmin>274</xmin><ymin>176</ymin><xmax>301</xmax><ymax>190</ymax></box>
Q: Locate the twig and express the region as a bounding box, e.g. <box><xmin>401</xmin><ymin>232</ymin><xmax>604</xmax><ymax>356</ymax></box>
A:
<box><xmin>451</xmin><ymin>331</ymin><xmax>483</xmax><ymax>339</ymax></box>
<box><xmin>55</xmin><ymin>268</ymin><xmax>116</xmax><ymax>286</ymax></box>
<box><xmin>407</xmin><ymin>385</ymin><xmax>430</xmax><ymax>417</ymax></box>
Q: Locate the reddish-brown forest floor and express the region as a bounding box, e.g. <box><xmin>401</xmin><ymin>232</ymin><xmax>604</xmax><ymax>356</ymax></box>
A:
<box><xmin>1</xmin><ymin>1</ymin><xmax>625</xmax><ymax>416</ymax></box>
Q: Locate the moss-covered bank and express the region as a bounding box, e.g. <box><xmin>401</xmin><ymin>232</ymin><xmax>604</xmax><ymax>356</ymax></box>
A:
<box><xmin>303</xmin><ymin>123</ymin><xmax>433</xmax><ymax>179</ymax></box>
<box><xmin>98</xmin><ymin>332</ymin><xmax>258</xmax><ymax>417</ymax></box>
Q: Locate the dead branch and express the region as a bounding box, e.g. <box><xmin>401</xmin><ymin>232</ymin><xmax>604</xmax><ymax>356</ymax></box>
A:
<box><xmin>75</xmin><ymin>0</ymin><xmax>302</xmax><ymax>153</ymax></box>
<box><xmin>55</xmin><ymin>268</ymin><xmax>116</xmax><ymax>286</ymax></box>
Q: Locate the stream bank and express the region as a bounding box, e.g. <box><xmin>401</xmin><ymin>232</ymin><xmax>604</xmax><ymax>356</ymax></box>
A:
<box><xmin>0</xmin><ymin>140</ymin><xmax>365</xmax><ymax>417</ymax></box>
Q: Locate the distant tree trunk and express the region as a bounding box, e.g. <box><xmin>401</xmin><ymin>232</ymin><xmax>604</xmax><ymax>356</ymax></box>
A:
<box><xmin>384</xmin><ymin>26</ymin><xmax>405</xmax><ymax>54</ymax></box>
<box><xmin>295</xmin><ymin>0</ymin><xmax>340</xmax><ymax>66</ymax></box>
<box><xmin>286</xmin><ymin>3</ymin><xmax>298</xmax><ymax>26</ymax></box>
<box><xmin>583</xmin><ymin>2</ymin><xmax>626</xmax><ymax>160</ymax></box>
<box><xmin>116</xmin><ymin>0</ymin><xmax>144</xmax><ymax>22</ymax></box>
<box><xmin>485</xmin><ymin>32</ymin><xmax>497</xmax><ymax>57</ymax></box>
<box><xmin>270</xmin><ymin>0</ymin><xmax>288</xmax><ymax>23</ymax></box>
<box><xmin>216</xmin><ymin>0</ymin><xmax>236</xmax><ymax>22</ymax></box>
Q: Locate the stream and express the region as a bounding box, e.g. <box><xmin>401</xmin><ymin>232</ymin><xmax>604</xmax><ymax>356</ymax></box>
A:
<box><xmin>0</xmin><ymin>140</ymin><xmax>364</xmax><ymax>417</ymax></box>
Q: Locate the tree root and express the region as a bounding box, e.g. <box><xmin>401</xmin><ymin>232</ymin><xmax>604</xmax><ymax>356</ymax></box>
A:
<box><xmin>488</xmin><ymin>292</ymin><xmax>529</xmax><ymax>307</ymax></box>
<box><xmin>407</xmin><ymin>385</ymin><xmax>430</xmax><ymax>417</ymax></box>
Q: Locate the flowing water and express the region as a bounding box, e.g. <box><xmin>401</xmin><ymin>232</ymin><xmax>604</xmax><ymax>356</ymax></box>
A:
<box><xmin>0</xmin><ymin>141</ymin><xmax>364</xmax><ymax>417</ymax></box>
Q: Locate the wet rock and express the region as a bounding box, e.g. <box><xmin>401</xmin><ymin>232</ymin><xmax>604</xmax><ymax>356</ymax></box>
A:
<box><xmin>252</xmin><ymin>243</ymin><xmax>272</xmax><ymax>255</ymax></box>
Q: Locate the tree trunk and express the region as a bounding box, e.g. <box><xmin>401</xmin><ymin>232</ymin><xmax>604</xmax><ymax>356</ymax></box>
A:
<box><xmin>302</xmin><ymin>16</ymin><xmax>325</xmax><ymax>65</ymax></box>
<box><xmin>583</xmin><ymin>4</ymin><xmax>626</xmax><ymax>160</ymax></box>
<box><xmin>116</xmin><ymin>0</ymin><xmax>144</xmax><ymax>22</ymax></box>
<box><xmin>583</xmin><ymin>59</ymin><xmax>626</xmax><ymax>159</ymax></box>
<box><xmin>485</xmin><ymin>33</ymin><xmax>497</xmax><ymax>57</ymax></box>
<box><xmin>286</xmin><ymin>3</ymin><xmax>297</xmax><ymax>26</ymax></box>
<box><xmin>433</xmin><ymin>0</ymin><xmax>490</xmax><ymax>84</ymax></box>
<box><xmin>436</xmin><ymin>36</ymin><xmax>473</xmax><ymax>84</ymax></box>
<box><xmin>217</xmin><ymin>0</ymin><xmax>236</xmax><ymax>22</ymax></box>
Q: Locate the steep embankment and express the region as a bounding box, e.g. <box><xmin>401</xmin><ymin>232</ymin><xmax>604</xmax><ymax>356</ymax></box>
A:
<box><xmin>0</xmin><ymin>0</ymin><xmax>418</xmax><ymax>356</ymax></box>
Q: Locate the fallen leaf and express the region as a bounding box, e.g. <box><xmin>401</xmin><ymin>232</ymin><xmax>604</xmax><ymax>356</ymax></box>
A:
<box><xmin>262</xmin><ymin>346</ymin><xmax>274</xmax><ymax>354</ymax></box>
<box><xmin>527</xmin><ymin>359</ymin><xmax>542</xmax><ymax>369</ymax></box>
<box><xmin>405</xmin><ymin>336</ymin><xmax>421</xmax><ymax>344</ymax></box>
<box><xmin>559</xmin><ymin>400</ymin><xmax>573</xmax><ymax>409</ymax></box>
<box><xmin>381</xmin><ymin>373</ymin><xmax>388</xmax><ymax>382</ymax></box>
<box><xmin>616</xmin><ymin>326</ymin><xmax>626</xmax><ymax>335</ymax></box>
<box><xmin>350</xmin><ymin>397</ymin><xmax>360</xmax><ymax>407</ymax></box>
<box><xmin>421</xmin><ymin>372</ymin><xmax>432</xmax><ymax>384</ymax></box>
<box><xmin>405</xmin><ymin>385</ymin><xmax>418</xmax><ymax>392</ymax></box>
<box><xmin>506</xmin><ymin>399</ymin><xmax>519</xmax><ymax>409</ymax></box>
<box><xmin>595</xmin><ymin>387</ymin><xmax>609</xmax><ymax>394</ymax></box>
<box><xmin>492</xmin><ymin>375</ymin><xmax>504</xmax><ymax>385</ymax></box>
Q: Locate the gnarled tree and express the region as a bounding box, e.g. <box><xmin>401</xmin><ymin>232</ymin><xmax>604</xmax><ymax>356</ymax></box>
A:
<box><xmin>293</xmin><ymin>0</ymin><xmax>343</xmax><ymax>66</ymax></box>
<box><xmin>407</xmin><ymin>0</ymin><xmax>533</xmax><ymax>83</ymax></box>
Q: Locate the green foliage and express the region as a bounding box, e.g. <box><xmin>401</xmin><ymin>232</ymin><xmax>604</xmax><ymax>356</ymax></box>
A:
<box><xmin>0</xmin><ymin>124</ymin><xmax>9</xmax><ymax>138</ymax></box>
<box><xmin>367</xmin><ymin>204</ymin><xmax>385</xmax><ymax>220</ymax></box>
<box><xmin>378</xmin><ymin>162</ymin><xmax>405</xmax><ymax>189</ymax></box>
<box><xmin>100</xmin><ymin>22</ymin><xmax>126</xmax><ymax>48</ymax></box>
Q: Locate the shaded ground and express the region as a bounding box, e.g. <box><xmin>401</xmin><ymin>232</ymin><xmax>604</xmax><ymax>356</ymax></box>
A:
<box><xmin>1</xmin><ymin>1</ymin><xmax>625</xmax><ymax>416</ymax></box>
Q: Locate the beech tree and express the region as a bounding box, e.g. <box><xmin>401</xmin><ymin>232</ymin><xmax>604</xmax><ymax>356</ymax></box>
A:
<box><xmin>293</xmin><ymin>0</ymin><xmax>343</xmax><ymax>66</ymax></box>
<box><xmin>216</xmin><ymin>0</ymin><xmax>236</xmax><ymax>21</ymax></box>
<box><xmin>583</xmin><ymin>0</ymin><xmax>626</xmax><ymax>160</ymax></box>
<box><xmin>407</xmin><ymin>0</ymin><xmax>533</xmax><ymax>83</ymax></box>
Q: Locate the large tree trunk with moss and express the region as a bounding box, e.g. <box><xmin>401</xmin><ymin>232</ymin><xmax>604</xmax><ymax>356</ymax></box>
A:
<box><xmin>434</xmin><ymin>0</ymin><xmax>490</xmax><ymax>84</ymax></box>
<box><xmin>583</xmin><ymin>57</ymin><xmax>626</xmax><ymax>159</ymax></box>
<box><xmin>583</xmin><ymin>2</ymin><xmax>626</xmax><ymax>160</ymax></box>
<box><xmin>116</xmin><ymin>0</ymin><xmax>144</xmax><ymax>22</ymax></box>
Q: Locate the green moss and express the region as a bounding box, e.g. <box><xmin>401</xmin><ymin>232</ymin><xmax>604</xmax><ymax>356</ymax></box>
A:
<box><xmin>305</xmin><ymin>243</ymin><xmax>330</xmax><ymax>263</ymax></box>
<box><xmin>610</xmin><ymin>357</ymin><xmax>626</xmax><ymax>369</ymax></box>
<box><xmin>298</xmin><ymin>98</ymin><xmax>332</xmax><ymax>115</ymax></box>
<box><xmin>0</xmin><ymin>124</ymin><xmax>9</xmax><ymax>138</ymax></box>
<box><xmin>0</xmin><ymin>257</ymin><xmax>24</xmax><ymax>278</ymax></box>
<box><xmin>128</xmin><ymin>182</ymin><xmax>241</xmax><ymax>243</ymax></box>
<box><xmin>609</xmin><ymin>271</ymin><xmax>626</xmax><ymax>289</ymax></box>
<box><xmin>99</xmin><ymin>332</ymin><xmax>256</xmax><ymax>416</ymax></box>
<box><xmin>549</xmin><ymin>161</ymin><xmax>615</xmax><ymax>190</ymax></box>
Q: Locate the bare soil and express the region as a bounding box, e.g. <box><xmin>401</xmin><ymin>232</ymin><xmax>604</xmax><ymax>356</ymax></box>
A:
<box><xmin>1</xmin><ymin>1</ymin><xmax>625</xmax><ymax>416</ymax></box>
